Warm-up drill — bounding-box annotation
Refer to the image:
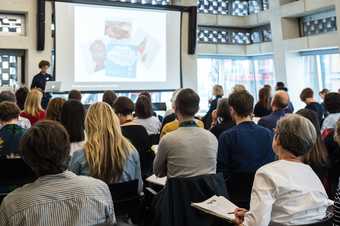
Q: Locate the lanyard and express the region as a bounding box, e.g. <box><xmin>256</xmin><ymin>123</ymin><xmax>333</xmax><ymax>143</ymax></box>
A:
<box><xmin>179</xmin><ymin>120</ymin><xmax>198</xmax><ymax>128</ymax></box>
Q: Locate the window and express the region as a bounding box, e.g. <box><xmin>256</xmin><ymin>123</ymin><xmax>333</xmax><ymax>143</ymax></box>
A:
<box><xmin>302</xmin><ymin>51</ymin><xmax>340</xmax><ymax>99</ymax></box>
<box><xmin>197</xmin><ymin>56</ymin><xmax>275</xmax><ymax>112</ymax></box>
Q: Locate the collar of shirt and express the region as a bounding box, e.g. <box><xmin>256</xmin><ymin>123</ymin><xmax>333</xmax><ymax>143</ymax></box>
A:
<box><xmin>37</xmin><ymin>171</ymin><xmax>77</xmax><ymax>183</ymax></box>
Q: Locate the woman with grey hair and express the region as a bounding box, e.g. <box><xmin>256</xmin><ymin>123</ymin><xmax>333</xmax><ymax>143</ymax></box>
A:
<box><xmin>234</xmin><ymin>114</ymin><xmax>332</xmax><ymax>226</ymax></box>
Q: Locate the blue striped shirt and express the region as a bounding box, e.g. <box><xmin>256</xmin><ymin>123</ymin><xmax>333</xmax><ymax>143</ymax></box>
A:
<box><xmin>0</xmin><ymin>171</ymin><xmax>115</xmax><ymax>226</ymax></box>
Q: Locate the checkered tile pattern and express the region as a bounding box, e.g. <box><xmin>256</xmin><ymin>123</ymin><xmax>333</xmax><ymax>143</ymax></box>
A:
<box><xmin>197</xmin><ymin>0</ymin><xmax>229</xmax><ymax>15</ymax></box>
<box><xmin>197</xmin><ymin>0</ymin><xmax>269</xmax><ymax>15</ymax></box>
<box><xmin>303</xmin><ymin>16</ymin><xmax>337</xmax><ymax>36</ymax></box>
<box><xmin>232</xmin><ymin>31</ymin><xmax>251</xmax><ymax>44</ymax></box>
<box><xmin>115</xmin><ymin>0</ymin><xmax>170</xmax><ymax>5</ymax></box>
<box><xmin>0</xmin><ymin>14</ymin><xmax>24</xmax><ymax>35</ymax></box>
<box><xmin>198</xmin><ymin>25</ymin><xmax>272</xmax><ymax>45</ymax></box>
<box><xmin>231</xmin><ymin>0</ymin><xmax>249</xmax><ymax>16</ymax></box>
<box><xmin>0</xmin><ymin>55</ymin><xmax>17</xmax><ymax>87</ymax></box>
<box><xmin>198</xmin><ymin>27</ymin><xmax>231</xmax><ymax>43</ymax></box>
<box><xmin>248</xmin><ymin>0</ymin><xmax>261</xmax><ymax>14</ymax></box>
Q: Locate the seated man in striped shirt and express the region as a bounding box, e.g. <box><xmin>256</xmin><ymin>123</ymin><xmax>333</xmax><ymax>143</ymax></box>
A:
<box><xmin>0</xmin><ymin>120</ymin><xmax>116</xmax><ymax>226</ymax></box>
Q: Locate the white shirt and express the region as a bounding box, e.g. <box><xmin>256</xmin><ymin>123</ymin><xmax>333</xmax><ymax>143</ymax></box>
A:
<box><xmin>244</xmin><ymin>160</ymin><xmax>332</xmax><ymax>226</ymax></box>
<box><xmin>134</xmin><ymin>116</ymin><xmax>161</xmax><ymax>135</ymax></box>
<box><xmin>322</xmin><ymin>113</ymin><xmax>340</xmax><ymax>132</ymax></box>
<box><xmin>17</xmin><ymin>116</ymin><xmax>31</xmax><ymax>129</ymax></box>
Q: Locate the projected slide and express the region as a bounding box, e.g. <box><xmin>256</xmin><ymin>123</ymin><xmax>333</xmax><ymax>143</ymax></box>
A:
<box><xmin>74</xmin><ymin>6</ymin><xmax>166</xmax><ymax>82</ymax></box>
<box><xmin>55</xmin><ymin>2</ymin><xmax>181</xmax><ymax>91</ymax></box>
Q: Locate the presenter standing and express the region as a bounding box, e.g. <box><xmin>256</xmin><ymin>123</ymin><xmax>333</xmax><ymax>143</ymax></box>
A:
<box><xmin>31</xmin><ymin>60</ymin><xmax>53</xmax><ymax>109</ymax></box>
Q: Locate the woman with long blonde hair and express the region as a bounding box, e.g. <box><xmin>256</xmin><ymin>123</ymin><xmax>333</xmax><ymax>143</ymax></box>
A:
<box><xmin>20</xmin><ymin>89</ymin><xmax>46</xmax><ymax>125</ymax></box>
<box><xmin>69</xmin><ymin>102</ymin><xmax>142</xmax><ymax>190</ymax></box>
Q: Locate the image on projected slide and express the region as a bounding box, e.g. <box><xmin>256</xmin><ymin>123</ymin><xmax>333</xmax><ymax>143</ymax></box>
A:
<box><xmin>74</xmin><ymin>6</ymin><xmax>167</xmax><ymax>83</ymax></box>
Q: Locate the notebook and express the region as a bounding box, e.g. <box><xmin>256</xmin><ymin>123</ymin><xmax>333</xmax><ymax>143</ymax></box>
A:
<box><xmin>146</xmin><ymin>174</ymin><xmax>167</xmax><ymax>186</ymax></box>
<box><xmin>191</xmin><ymin>195</ymin><xmax>238</xmax><ymax>222</ymax></box>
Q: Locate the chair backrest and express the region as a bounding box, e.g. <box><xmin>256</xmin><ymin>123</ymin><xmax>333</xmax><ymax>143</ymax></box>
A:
<box><xmin>293</xmin><ymin>216</ymin><xmax>333</xmax><ymax>226</ymax></box>
<box><xmin>108</xmin><ymin>180</ymin><xmax>139</xmax><ymax>203</ymax></box>
<box><xmin>149</xmin><ymin>134</ymin><xmax>160</xmax><ymax>145</ymax></box>
<box><xmin>226</xmin><ymin>171</ymin><xmax>256</xmax><ymax>209</ymax></box>
<box><xmin>0</xmin><ymin>158</ymin><xmax>36</xmax><ymax>186</ymax></box>
<box><xmin>152</xmin><ymin>173</ymin><xmax>228</xmax><ymax>226</ymax></box>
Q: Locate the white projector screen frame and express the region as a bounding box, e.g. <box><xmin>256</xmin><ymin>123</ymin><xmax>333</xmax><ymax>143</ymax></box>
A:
<box><xmin>54</xmin><ymin>1</ymin><xmax>182</xmax><ymax>91</ymax></box>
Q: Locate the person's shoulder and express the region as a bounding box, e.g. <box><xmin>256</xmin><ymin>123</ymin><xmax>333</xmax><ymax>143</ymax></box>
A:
<box><xmin>256</xmin><ymin>160</ymin><xmax>282</xmax><ymax>176</ymax></box>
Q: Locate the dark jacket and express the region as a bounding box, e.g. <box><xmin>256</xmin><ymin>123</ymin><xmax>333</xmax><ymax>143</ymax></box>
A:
<box><xmin>253</xmin><ymin>102</ymin><xmax>272</xmax><ymax>118</ymax></box>
<box><xmin>151</xmin><ymin>174</ymin><xmax>231</xmax><ymax>226</ymax></box>
<box><xmin>305</xmin><ymin>102</ymin><xmax>325</xmax><ymax>124</ymax></box>
<box><xmin>258</xmin><ymin>109</ymin><xmax>286</xmax><ymax>132</ymax></box>
<box><xmin>210</xmin><ymin>120</ymin><xmax>235</xmax><ymax>139</ymax></box>
<box><xmin>0</xmin><ymin>124</ymin><xmax>26</xmax><ymax>158</ymax></box>
<box><xmin>203</xmin><ymin>96</ymin><xmax>222</xmax><ymax>129</ymax></box>
<box><xmin>217</xmin><ymin>121</ymin><xmax>275</xmax><ymax>179</ymax></box>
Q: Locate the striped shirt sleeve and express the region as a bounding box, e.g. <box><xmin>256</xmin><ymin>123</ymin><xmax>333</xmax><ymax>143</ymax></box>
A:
<box><xmin>334</xmin><ymin>189</ymin><xmax>340</xmax><ymax>226</ymax></box>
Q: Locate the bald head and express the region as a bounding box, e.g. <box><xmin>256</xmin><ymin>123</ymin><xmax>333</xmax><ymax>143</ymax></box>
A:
<box><xmin>272</xmin><ymin>91</ymin><xmax>289</xmax><ymax>111</ymax></box>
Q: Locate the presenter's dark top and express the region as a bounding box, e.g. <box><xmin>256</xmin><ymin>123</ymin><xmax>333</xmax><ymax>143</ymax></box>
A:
<box><xmin>31</xmin><ymin>72</ymin><xmax>53</xmax><ymax>91</ymax></box>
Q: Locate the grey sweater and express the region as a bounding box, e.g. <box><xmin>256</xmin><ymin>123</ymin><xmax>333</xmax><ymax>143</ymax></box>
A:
<box><xmin>153</xmin><ymin>127</ymin><xmax>218</xmax><ymax>178</ymax></box>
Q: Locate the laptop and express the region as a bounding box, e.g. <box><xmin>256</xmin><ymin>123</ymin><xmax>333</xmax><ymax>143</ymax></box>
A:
<box><xmin>45</xmin><ymin>81</ymin><xmax>61</xmax><ymax>92</ymax></box>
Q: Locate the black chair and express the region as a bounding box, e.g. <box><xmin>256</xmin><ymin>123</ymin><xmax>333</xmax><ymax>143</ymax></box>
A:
<box><xmin>0</xmin><ymin>158</ymin><xmax>36</xmax><ymax>203</ymax></box>
<box><xmin>108</xmin><ymin>180</ymin><xmax>143</xmax><ymax>223</ymax></box>
<box><xmin>225</xmin><ymin>172</ymin><xmax>256</xmax><ymax>209</ymax></box>
<box><xmin>149</xmin><ymin>134</ymin><xmax>160</xmax><ymax>145</ymax></box>
<box><xmin>149</xmin><ymin>173</ymin><xmax>232</xmax><ymax>226</ymax></box>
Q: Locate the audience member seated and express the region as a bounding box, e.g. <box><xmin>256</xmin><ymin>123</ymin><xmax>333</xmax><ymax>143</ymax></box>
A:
<box><xmin>332</xmin><ymin>120</ymin><xmax>340</xmax><ymax>226</ymax></box>
<box><xmin>232</xmin><ymin>84</ymin><xmax>247</xmax><ymax>93</ymax></box>
<box><xmin>0</xmin><ymin>102</ymin><xmax>26</xmax><ymax>159</ymax></box>
<box><xmin>202</xmin><ymin>85</ymin><xmax>224</xmax><ymax>129</ymax></box>
<box><xmin>217</xmin><ymin>91</ymin><xmax>275</xmax><ymax>179</ymax></box>
<box><xmin>296</xmin><ymin>109</ymin><xmax>329</xmax><ymax>184</ymax></box>
<box><xmin>322</xmin><ymin>92</ymin><xmax>340</xmax><ymax>135</ymax></box>
<box><xmin>234</xmin><ymin>114</ymin><xmax>332</xmax><ymax>226</ymax></box>
<box><xmin>19</xmin><ymin>89</ymin><xmax>46</xmax><ymax>126</ymax></box>
<box><xmin>102</xmin><ymin>90</ymin><xmax>117</xmax><ymax>108</ymax></box>
<box><xmin>15</xmin><ymin>87</ymin><xmax>29</xmax><ymax>111</ymax></box>
<box><xmin>68</xmin><ymin>89</ymin><xmax>82</xmax><ymax>102</ymax></box>
<box><xmin>300</xmin><ymin>87</ymin><xmax>325</xmax><ymax>123</ymax></box>
<box><xmin>160</xmin><ymin>113</ymin><xmax>204</xmax><ymax>138</ymax></box>
<box><xmin>254</xmin><ymin>87</ymin><xmax>272</xmax><ymax>117</ymax></box>
<box><xmin>161</xmin><ymin>89</ymin><xmax>182</xmax><ymax>131</ymax></box>
<box><xmin>275</xmin><ymin>81</ymin><xmax>294</xmax><ymax>113</ymax></box>
<box><xmin>320</xmin><ymin>88</ymin><xmax>330</xmax><ymax>118</ymax></box>
<box><xmin>133</xmin><ymin>95</ymin><xmax>161</xmax><ymax>135</ymax></box>
<box><xmin>153</xmin><ymin>88</ymin><xmax>218</xmax><ymax>178</ymax></box>
<box><xmin>0</xmin><ymin>121</ymin><xmax>115</xmax><ymax>225</ymax></box>
<box><xmin>0</xmin><ymin>91</ymin><xmax>30</xmax><ymax>129</ymax></box>
<box><xmin>69</xmin><ymin>102</ymin><xmax>143</xmax><ymax>192</ymax></box>
<box><xmin>113</xmin><ymin>96</ymin><xmax>152</xmax><ymax>177</ymax></box>
<box><xmin>324</xmin><ymin>117</ymin><xmax>340</xmax><ymax>198</ymax></box>
<box><xmin>209</xmin><ymin>98</ymin><xmax>235</xmax><ymax>139</ymax></box>
<box><xmin>46</xmin><ymin>97</ymin><xmax>66</xmax><ymax>122</ymax></box>
<box><xmin>61</xmin><ymin>100</ymin><xmax>85</xmax><ymax>156</ymax></box>
<box><xmin>258</xmin><ymin>90</ymin><xmax>289</xmax><ymax>131</ymax></box>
